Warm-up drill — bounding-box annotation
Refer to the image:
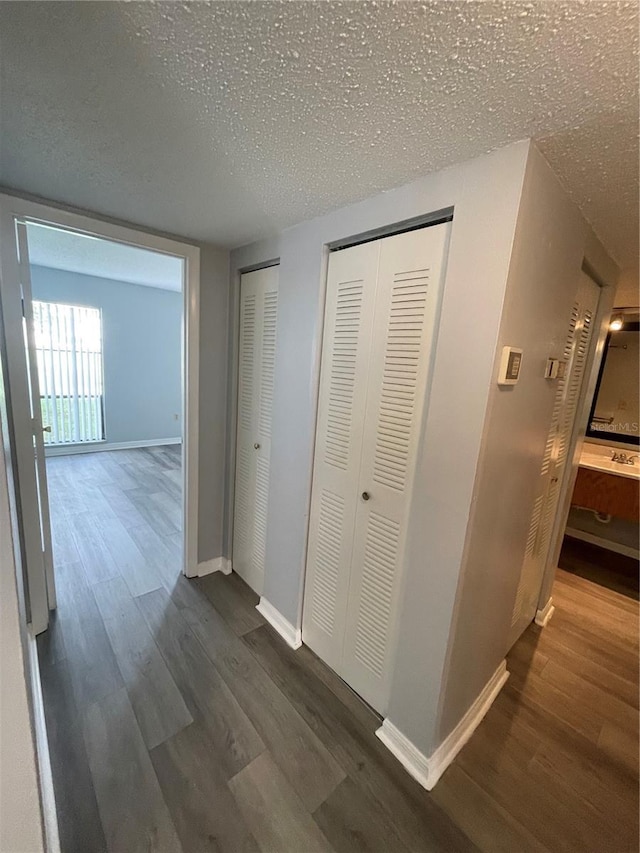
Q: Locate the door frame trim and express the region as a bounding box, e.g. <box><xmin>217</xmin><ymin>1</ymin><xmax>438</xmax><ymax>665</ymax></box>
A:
<box><xmin>327</xmin><ymin>206</ymin><xmax>454</xmax><ymax>252</ymax></box>
<box><xmin>0</xmin><ymin>192</ymin><xmax>201</xmax><ymax>621</ymax></box>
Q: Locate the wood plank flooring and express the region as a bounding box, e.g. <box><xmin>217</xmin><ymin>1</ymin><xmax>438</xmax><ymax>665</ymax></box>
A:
<box><xmin>559</xmin><ymin>534</ymin><xmax>639</xmax><ymax>599</ymax></box>
<box><xmin>39</xmin><ymin>448</ymin><xmax>639</xmax><ymax>853</ymax></box>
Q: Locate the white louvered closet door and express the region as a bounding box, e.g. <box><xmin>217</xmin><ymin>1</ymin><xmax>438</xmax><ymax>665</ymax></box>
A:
<box><xmin>303</xmin><ymin>223</ymin><xmax>451</xmax><ymax>714</ymax></box>
<box><xmin>233</xmin><ymin>266</ymin><xmax>279</xmax><ymax>595</ymax></box>
<box><xmin>302</xmin><ymin>243</ymin><xmax>379</xmax><ymax>671</ymax></box>
<box><xmin>510</xmin><ymin>272</ymin><xmax>600</xmax><ymax>645</ymax></box>
<box><xmin>342</xmin><ymin>225</ymin><xmax>450</xmax><ymax>712</ymax></box>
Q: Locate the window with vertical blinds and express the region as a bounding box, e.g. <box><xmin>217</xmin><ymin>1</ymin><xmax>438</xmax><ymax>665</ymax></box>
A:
<box><xmin>33</xmin><ymin>300</ymin><xmax>105</xmax><ymax>445</ymax></box>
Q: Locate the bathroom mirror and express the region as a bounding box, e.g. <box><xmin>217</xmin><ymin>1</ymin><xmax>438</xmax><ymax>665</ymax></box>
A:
<box><xmin>587</xmin><ymin>319</ymin><xmax>639</xmax><ymax>446</ymax></box>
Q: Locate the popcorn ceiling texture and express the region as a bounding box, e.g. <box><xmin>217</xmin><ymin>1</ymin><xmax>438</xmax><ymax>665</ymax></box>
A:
<box><xmin>0</xmin><ymin>1</ymin><xmax>637</xmax><ymax>266</ymax></box>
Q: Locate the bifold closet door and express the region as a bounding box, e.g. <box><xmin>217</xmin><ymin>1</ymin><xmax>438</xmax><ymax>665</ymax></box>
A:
<box><xmin>301</xmin><ymin>243</ymin><xmax>379</xmax><ymax>670</ymax></box>
<box><xmin>303</xmin><ymin>223</ymin><xmax>451</xmax><ymax>714</ymax></box>
<box><xmin>510</xmin><ymin>271</ymin><xmax>600</xmax><ymax>645</ymax></box>
<box><xmin>233</xmin><ymin>266</ymin><xmax>279</xmax><ymax>595</ymax></box>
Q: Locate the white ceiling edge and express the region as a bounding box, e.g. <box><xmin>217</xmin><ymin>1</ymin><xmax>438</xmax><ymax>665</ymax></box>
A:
<box><xmin>25</xmin><ymin>222</ymin><xmax>183</xmax><ymax>292</ymax></box>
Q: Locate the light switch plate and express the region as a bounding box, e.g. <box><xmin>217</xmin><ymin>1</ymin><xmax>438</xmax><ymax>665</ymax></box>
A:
<box><xmin>545</xmin><ymin>358</ymin><xmax>560</xmax><ymax>379</ymax></box>
<box><xmin>498</xmin><ymin>346</ymin><xmax>523</xmax><ymax>385</ymax></box>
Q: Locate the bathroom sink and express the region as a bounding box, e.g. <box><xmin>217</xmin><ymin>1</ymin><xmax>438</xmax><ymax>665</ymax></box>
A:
<box><xmin>579</xmin><ymin>451</ymin><xmax>640</xmax><ymax>480</ymax></box>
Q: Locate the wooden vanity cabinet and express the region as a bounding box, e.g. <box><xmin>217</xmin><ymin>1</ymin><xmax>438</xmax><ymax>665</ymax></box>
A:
<box><xmin>571</xmin><ymin>467</ymin><xmax>639</xmax><ymax>523</ymax></box>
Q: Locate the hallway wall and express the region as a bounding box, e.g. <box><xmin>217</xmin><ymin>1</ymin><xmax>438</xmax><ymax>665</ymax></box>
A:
<box><xmin>229</xmin><ymin>140</ymin><xmax>531</xmax><ymax>754</ymax></box>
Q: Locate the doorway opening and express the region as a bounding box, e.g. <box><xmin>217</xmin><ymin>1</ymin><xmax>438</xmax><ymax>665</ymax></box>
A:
<box><xmin>557</xmin><ymin>310</ymin><xmax>639</xmax><ymax>600</ymax></box>
<box><xmin>28</xmin><ymin>222</ymin><xmax>185</xmax><ymax>616</ymax></box>
<box><xmin>0</xmin><ymin>195</ymin><xmax>200</xmax><ymax>638</ymax></box>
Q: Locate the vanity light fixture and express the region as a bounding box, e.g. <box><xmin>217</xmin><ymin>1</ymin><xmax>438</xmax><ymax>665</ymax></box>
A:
<box><xmin>609</xmin><ymin>313</ymin><xmax>624</xmax><ymax>331</ymax></box>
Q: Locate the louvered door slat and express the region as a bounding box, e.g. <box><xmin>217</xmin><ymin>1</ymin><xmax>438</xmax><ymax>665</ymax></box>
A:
<box><xmin>233</xmin><ymin>447</ymin><xmax>252</xmax><ymax>555</ymax></box>
<box><xmin>233</xmin><ymin>266</ymin><xmax>279</xmax><ymax>595</ymax></box>
<box><xmin>233</xmin><ymin>285</ymin><xmax>259</xmax><ymax>585</ymax></box>
<box><xmin>259</xmin><ymin>290</ymin><xmax>278</xmax><ymax>438</ymax></box>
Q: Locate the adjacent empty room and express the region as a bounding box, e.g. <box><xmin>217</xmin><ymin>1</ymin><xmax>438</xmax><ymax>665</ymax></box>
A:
<box><xmin>27</xmin><ymin>223</ymin><xmax>186</xmax><ymax>609</ymax></box>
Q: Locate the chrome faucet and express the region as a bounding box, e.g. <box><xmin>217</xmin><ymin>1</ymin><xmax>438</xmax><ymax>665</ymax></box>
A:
<box><xmin>611</xmin><ymin>451</ymin><xmax>638</xmax><ymax>465</ymax></box>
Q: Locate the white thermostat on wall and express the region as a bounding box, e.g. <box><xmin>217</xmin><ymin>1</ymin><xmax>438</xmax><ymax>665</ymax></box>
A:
<box><xmin>498</xmin><ymin>346</ymin><xmax>523</xmax><ymax>386</ymax></box>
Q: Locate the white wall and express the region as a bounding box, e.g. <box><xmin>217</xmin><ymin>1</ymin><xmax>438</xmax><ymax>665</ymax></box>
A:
<box><xmin>613</xmin><ymin>267</ymin><xmax>639</xmax><ymax>309</ymax></box>
<box><xmin>436</xmin><ymin>144</ymin><xmax>618</xmax><ymax>741</ymax></box>
<box><xmin>229</xmin><ymin>140</ymin><xmax>531</xmax><ymax>753</ymax></box>
<box><xmin>0</xmin><ymin>414</ymin><xmax>44</xmax><ymax>852</ymax></box>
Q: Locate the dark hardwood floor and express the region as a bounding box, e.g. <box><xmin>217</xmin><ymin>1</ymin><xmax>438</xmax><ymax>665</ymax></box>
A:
<box><xmin>39</xmin><ymin>448</ymin><xmax>639</xmax><ymax>853</ymax></box>
<box><xmin>559</xmin><ymin>534</ymin><xmax>639</xmax><ymax>600</ymax></box>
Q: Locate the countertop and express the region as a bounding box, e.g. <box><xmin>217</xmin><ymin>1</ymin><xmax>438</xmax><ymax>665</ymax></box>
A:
<box><xmin>578</xmin><ymin>445</ymin><xmax>640</xmax><ymax>481</ymax></box>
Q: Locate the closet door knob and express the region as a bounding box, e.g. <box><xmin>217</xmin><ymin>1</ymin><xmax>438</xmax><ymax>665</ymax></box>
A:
<box><xmin>361</xmin><ymin>491</ymin><xmax>370</xmax><ymax>501</ymax></box>
<box><xmin>254</xmin><ymin>443</ymin><xmax>261</xmax><ymax>450</ymax></box>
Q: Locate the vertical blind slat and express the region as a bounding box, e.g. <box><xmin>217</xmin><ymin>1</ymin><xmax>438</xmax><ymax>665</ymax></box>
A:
<box><xmin>40</xmin><ymin>303</ymin><xmax>50</xmax><ymax>443</ymax></box>
<box><xmin>69</xmin><ymin>308</ymin><xmax>81</xmax><ymax>442</ymax></box>
<box><xmin>42</xmin><ymin>302</ymin><xmax>50</xmax><ymax>444</ymax></box>
<box><xmin>65</xmin><ymin>308</ymin><xmax>77</xmax><ymax>443</ymax></box>
<box><xmin>60</xmin><ymin>305</ymin><xmax>72</xmax><ymax>443</ymax></box>
<box><xmin>48</xmin><ymin>302</ymin><xmax>60</xmax><ymax>444</ymax></box>
<box><xmin>86</xmin><ymin>308</ymin><xmax>95</xmax><ymax>439</ymax></box>
<box><xmin>58</xmin><ymin>306</ymin><xmax>66</xmax><ymax>442</ymax></box>
<box><xmin>79</xmin><ymin>310</ymin><xmax>88</xmax><ymax>442</ymax></box>
<box><xmin>60</xmin><ymin>307</ymin><xmax>69</xmax><ymax>443</ymax></box>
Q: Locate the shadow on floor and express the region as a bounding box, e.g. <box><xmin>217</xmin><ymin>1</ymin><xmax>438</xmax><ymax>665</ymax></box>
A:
<box><xmin>559</xmin><ymin>535</ymin><xmax>639</xmax><ymax>600</ymax></box>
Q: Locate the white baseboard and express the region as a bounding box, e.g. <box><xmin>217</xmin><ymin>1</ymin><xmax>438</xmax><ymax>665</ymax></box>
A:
<box><xmin>565</xmin><ymin>527</ymin><xmax>640</xmax><ymax>559</ymax></box>
<box><xmin>376</xmin><ymin>660</ymin><xmax>509</xmax><ymax>791</ymax></box>
<box><xmin>535</xmin><ymin>597</ymin><xmax>555</xmax><ymax>627</ymax></box>
<box><xmin>45</xmin><ymin>437</ymin><xmax>182</xmax><ymax>457</ymax></box>
<box><xmin>256</xmin><ymin>597</ymin><xmax>302</xmax><ymax>650</ymax></box>
<box><xmin>197</xmin><ymin>557</ymin><xmax>232</xmax><ymax>577</ymax></box>
<box><xmin>28</xmin><ymin>631</ymin><xmax>61</xmax><ymax>853</ymax></box>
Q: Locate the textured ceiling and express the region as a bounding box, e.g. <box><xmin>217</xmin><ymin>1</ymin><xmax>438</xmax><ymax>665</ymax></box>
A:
<box><xmin>25</xmin><ymin>224</ymin><xmax>183</xmax><ymax>291</ymax></box>
<box><xmin>0</xmin><ymin>1</ymin><xmax>637</xmax><ymax>269</ymax></box>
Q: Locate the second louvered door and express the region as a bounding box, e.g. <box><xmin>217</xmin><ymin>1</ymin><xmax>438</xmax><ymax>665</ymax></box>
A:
<box><xmin>341</xmin><ymin>227</ymin><xmax>450</xmax><ymax>710</ymax></box>
<box><xmin>303</xmin><ymin>223</ymin><xmax>451</xmax><ymax>714</ymax></box>
<box><xmin>301</xmin><ymin>242</ymin><xmax>379</xmax><ymax>671</ymax></box>
<box><xmin>233</xmin><ymin>266</ymin><xmax>279</xmax><ymax>595</ymax></box>
<box><xmin>509</xmin><ymin>272</ymin><xmax>600</xmax><ymax>645</ymax></box>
